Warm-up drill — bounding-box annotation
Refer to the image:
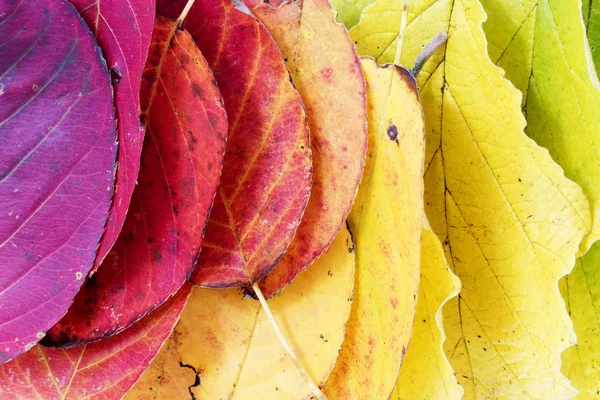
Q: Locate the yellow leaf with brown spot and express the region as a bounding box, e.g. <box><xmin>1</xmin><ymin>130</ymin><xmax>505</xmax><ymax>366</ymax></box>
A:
<box><xmin>323</xmin><ymin>57</ymin><xmax>424</xmax><ymax>399</ymax></box>
<box><xmin>393</xmin><ymin>220</ymin><xmax>463</xmax><ymax>400</ymax></box>
<box><xmin>128</xmin><ymin>227</ymin><xmax>355</xmax><ymax>399</ymax></box>
<box><xmin>336</xmin><ymin>0</ymin><xmax>592</xmax><ymax>398</ymax></box>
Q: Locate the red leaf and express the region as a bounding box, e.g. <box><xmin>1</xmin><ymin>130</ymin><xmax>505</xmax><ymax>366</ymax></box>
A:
<box><xmin>243</xmin><ymin>0</ymin><xmax>368</xmax><ymax>297</ymax></box>
<box><xmin>43</xmin><ymin>16</ymin><xmax>228</xmax><ymax>346</ymax></box>
<box><xmin>158</xmin><ymin>0</ymin><xmax>312</xmax><ymax>288</ymax></box>
<box><xmin>0</xmin><ymin>0</ymin><xmax>117</xmax><ymax>362</ymax></box>
<box><xmin>68</xmin><ymin>0</ymin><xmax>155</xmax><ymax>272</ymax></box>
<box><xmin>0</xmin><ymin>284</ymin><xmax>191</xmax><ymax>400</ymax></box>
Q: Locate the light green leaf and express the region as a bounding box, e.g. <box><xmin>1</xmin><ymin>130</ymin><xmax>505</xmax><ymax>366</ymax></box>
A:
<box><xmin>481</xmin><ymin>0</ymin><xmax>600</xmax><ymax>253</ymax></box>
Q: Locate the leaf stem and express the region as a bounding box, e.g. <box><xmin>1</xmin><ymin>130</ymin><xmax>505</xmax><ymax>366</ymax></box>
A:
<box><xmin>252</xmin><ymin>283</ymin><xmax>328</xmax><ymax>400</ymax></box>
<box><xmin>177</xmin><ymin>0</ymin><xmax>196</xmax><ymax>25</ymax></box>
<box><xmin>411</xmin><ymin>32</ymin><xmax>448</xmax><ymax>77</ymax></box>
<box><xmin>394</xmin><ymin>0</ymin><xmax>411</xmax><ymax>66</ymax></box>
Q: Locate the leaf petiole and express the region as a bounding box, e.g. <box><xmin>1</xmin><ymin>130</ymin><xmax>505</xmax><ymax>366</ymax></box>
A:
<box><xmin>178</xmin><ymin>0</ymin><xmax>196</xmax><ymax>25</ymax></box>
<box><xmin>252</xmin><ymin>283</ymin><xmax>328</xmax><ymax>400</ymax></box>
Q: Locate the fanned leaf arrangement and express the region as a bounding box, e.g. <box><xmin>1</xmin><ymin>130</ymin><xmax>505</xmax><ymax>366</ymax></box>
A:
<box><xmin>3</xmin><ymin>0</ymin><xmax>600</xmax><ymax>398</ymax></box>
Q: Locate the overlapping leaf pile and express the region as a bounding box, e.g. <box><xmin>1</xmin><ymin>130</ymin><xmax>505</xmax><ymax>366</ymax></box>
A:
<box><xmin>1</xmin><ymin>0</ymin><xmax>600</xmax><ymax>398</ymax></box>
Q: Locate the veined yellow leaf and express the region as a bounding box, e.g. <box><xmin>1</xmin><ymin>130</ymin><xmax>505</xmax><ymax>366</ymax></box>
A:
<box><xmin>127</xmin><ymin>227</ymin><xmax>355</xmax><ymax>399</ymax></box>
<box><xmin>393</xmin><ymin>220</ymin><xmax>463</xmax><ymax>400</ymax></box>
<box><xmin>584</xmin><ymin>0</ymin><xmax>600</xmax><ymax>73</ymax></box>
<box><xmin>324</xmin><ymin>57</ymin><xmax>424</xmax><ymax>399</ymax></box>
<box><xmin>480</xmin><ymin>0</ymin><xmax>600</xmax><ymax>253</ymax></box>
<box><xmin>337</xmin><ymin>0</ymin><xmax>592</xmax><ymax>398</ymax></box>
<box><xmin>561</xmin><ymin>243</ymin><xmax>600</xmax><ymax>399</ymax></box>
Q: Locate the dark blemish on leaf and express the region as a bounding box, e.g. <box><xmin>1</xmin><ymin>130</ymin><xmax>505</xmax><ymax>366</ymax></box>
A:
<box><xmin>148</xmin><ymin>237</ymin><xmax>153</xmax><ymax>243</ymax></box>
<box><xmin>386</xmin><ymin>124</ymin><xmax>399</xmax><ymax>145</ymax></box>
<box><xmin>191</xmin><ymin>83</ymin><xmax>204</xmax><ymax>99</ymax></box>
<box><xmin>173</xmin><ymin>205</ymin><xmax>179</xmax><ymax>215</ymax></box>
<box><xmin>32</xmin><ymin>84</ymin><xmax>38</xmax><ymax>91</ymax></box>
<box><xmin>110</xmin><ymin>67</ymin><xmax>123</xmax><ymax>84</ymax></box>
<box><xmin>152</xmin><ymin>248</ymin><xmax>163</xmax><ymax>263</ymax></box>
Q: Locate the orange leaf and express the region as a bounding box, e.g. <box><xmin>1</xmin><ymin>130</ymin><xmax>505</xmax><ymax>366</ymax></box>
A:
<box><xmin>243</xmin><ymin>0</ymin><xmax>368</xmax><ymax>297</ymax></box>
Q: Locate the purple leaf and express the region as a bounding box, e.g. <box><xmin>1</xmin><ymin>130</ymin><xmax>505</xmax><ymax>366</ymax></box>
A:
<box><xmin>68</xmin><ymin>0</ymin><xmax>155</xmax><ymax>271</ymax></box>
<box><xmin>0</xmin><ymin>0</ymin><xmax>117</xmax><ymax>363</ymax></box>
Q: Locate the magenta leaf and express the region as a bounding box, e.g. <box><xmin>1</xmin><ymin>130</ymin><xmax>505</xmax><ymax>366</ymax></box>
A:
<box><xmin>0</xmin><ymin>0</ymin><xmax>117</xmax><ymax>363</ymax></box>
<box><xmin>0</xmin><ymin>284</ymin><xmax>191</xmax><ymax>400</ymax></box>
<box><xmin>42</xmin><ymin>16</ymin><xmax>229</xmax><ymax>347</ymax></box>
<box><xmin>69</xmin><ymin>0</ymin><xmax>155</xmax><ymax>271</ymax></box>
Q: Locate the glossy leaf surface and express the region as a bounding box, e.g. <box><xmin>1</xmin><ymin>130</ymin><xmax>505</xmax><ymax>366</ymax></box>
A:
<box><xmin>158</xmin><ymin>0</ymin><xmax>312</xmax><ymax>288</ymax></box>
<box><xmin>70</xmin><ymin>0</ymin><xmax>155</xmax><ymax>271</ymax></box>
<box><xmin>241</xmin><ymin>0</ymin><xmax>368</xmax><ymax>297</ymax></box>
<box><xmin>43</xmin><ymin>16</ymin><xmax>228</xmax><ymax>346</ymax></box>
<box><xmin>0</xmin><ymin>0</ymin><xmax>117</xmax><ymax>362</ymax></box>
<box><xmin>0</xmin><ymin>284</ymin><xmax>190</xmax><ymax>399</ymax></box>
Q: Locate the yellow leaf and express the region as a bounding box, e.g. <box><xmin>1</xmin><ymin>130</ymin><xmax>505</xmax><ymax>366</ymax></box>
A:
<box><xmin>561</xmin><ymin>242</ymin><xmax>600</xmax><ymax>399</ymax></box>
<box><xmin>393</xmin><ymin>220</ymin><xmax>463</xmax><ymax>400</ymax></box>
<box><xmin>338</xmin><ymin>0</ymin><xmax>592</xmax><ymax>397</ymax></box>
<box><xmin>127</xmin><ymin>227</ymin><xmax>355</xmax><ymax>399</ymax></box>
<box><xmin>324</xmin><ymin>57</ymin><xmax>424</xmax><ymax>399</ymax></box>
<box><xmin>481</xmin><ymin>0</ymin><xmax>600</xmax><ymax>253</ymax></box>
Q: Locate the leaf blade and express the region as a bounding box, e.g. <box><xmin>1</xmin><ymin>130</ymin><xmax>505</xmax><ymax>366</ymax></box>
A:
<box><xmin>43</xmin><ymin>16</ymin><xmax>228</xmax><ymax>346</ymax></box>
<box><xmin>69</xmin><ymin>0</ymin><xmax>155</xmax><ymax>271</ymax></box>
<box><xmin>0</xmin><ymin>0</ymin><xmax>117</xmax><ymax>362</ymax></box>
<box><xmin>127</xmin><ymin>227</ymin><xmax>355</xmax><ymax>399</ymax></box>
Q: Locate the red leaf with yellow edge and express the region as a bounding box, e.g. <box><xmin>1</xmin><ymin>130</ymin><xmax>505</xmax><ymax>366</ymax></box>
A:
<box><xmin>42</xmin><ymin>16</ymin><xmax>228</xmax><ymax>347</ymax></box>
<box><xmin>157</xmin><ymin>0</ymin><xmax>312</xmax><ymax>287</ymax></box>
<box><xmin>69</xmin><ymin>0</ymin><xmax>155</xmax><ymax>273</ymax></box>
<box><xmin>0</xmin><ymin>0</ymin><xmax>117</xmax><ymax>363</ymax></box>
<box><xmin>243</xmin><ymin>0</ymin><xmax>368</xmax><ymax>298</ymax></box>
<box><xmin>0</xmin><ymin>284</ymin><xmax>191</xmax><ymax>400</ymax></box>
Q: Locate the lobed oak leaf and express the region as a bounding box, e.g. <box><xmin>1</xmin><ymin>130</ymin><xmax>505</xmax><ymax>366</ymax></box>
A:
<box><xmin>0</xmin><ymin>0</ymin><xmax>117</xmax><ymax>363</ymax></box>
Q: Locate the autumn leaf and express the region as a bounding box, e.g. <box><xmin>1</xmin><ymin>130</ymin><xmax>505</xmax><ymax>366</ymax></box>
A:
<box><xmin>323</xmin><ymin>57</ymin><xmax>424</xmax><ymax>399</ymax></box>
<box><xmin>560</xmin><ymin>243</ymin><xmax>600</xmax><ymax>399</ymax></box>
<box><xmin>157</xmin><ymin>0</ymin><xmax>312</xmax><ymax>288</ymax></box>
<box><xmin>479</xmin><ymin>0</ymin><xmax>600</xmax><ymax>253</ymax></box>
<box><xmin>585</xmin><ymin>0</ymin><xmax>600</xmax><ymax>73</ymax></box>
<box><xmin>0</xmin><ymin>284</ymin><xmax>190</xmax><ymax>400</ymax></box>
<box><xmin>70</xmin><ymin>0</ymin><xmax>155</xmax><ymax>271</ymax></box>
<box><xmin>241</xmin><ymin>0</ymin><xmax>368</xmax><ymax>298</ymax></box>
<box><xmin>43</xmin><ymin>16</ymin><xmax>228</xmax><ymax>346</ymax></box>
<box><xmin>128</xmin><ymin>227</ymin><xmax>355</xmax><ymax>399</ymax></box>
<box><xmin>393</xmin><ymin>221</ymin><xmax>462</xmax><ymax>400</ymax></box>
<box><xmin>338</xmin><ymin>0</ymin><xmax>592</xmax><ymax>397</ymax></box>
<box><xmin>0</xmin><ymin>0</ymin><xmax>117</xmax><ymax>362</ymax></box>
